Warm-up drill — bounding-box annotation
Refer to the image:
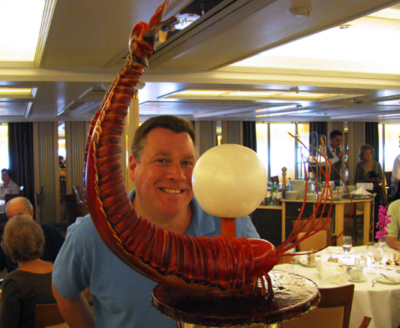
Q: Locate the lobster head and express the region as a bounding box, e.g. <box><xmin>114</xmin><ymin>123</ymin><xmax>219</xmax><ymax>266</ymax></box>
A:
<box><xmin>129</xmin><ymin>0</ymin><xmax>177</xmax><ymax>66</ymax></box>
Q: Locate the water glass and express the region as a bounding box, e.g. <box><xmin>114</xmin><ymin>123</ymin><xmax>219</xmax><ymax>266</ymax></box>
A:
<box><xmin>365</xmin><ymin>242</ymin><xmax>374</xmax><ymax>266</ymax></box>
<box><xmin>342</xmin><ymin>236</ymin><xmax>352</xmax><ymax>258</ymax></box>
<box><xmin>373</xmin><ymin>244</ymin><xmax>384</xmax><ymax>267</ymax></box>
<box><xmin>355</xmin><ymin>256</ymin><xmax>366</xmax><ymax>270</ymax></box>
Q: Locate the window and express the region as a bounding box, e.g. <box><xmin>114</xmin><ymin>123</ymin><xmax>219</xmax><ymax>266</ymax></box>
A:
<box><xmin>58</xmin><ymin>122</ymin><xmax>66</xmax><ymax>161</ymax></box>
<box><xmin>0</xmin><ymin>124</ymin><xmax>9</xmax><ymax>169</ymax></box>
<box><xmin>256</xmin><ymin>123</ymin><xmax>309</xmax><ymax>181</ymax></box>
<box><xmin>379</xmin><ymin>123</ymin><xmax>400</xmax><ymax>172</ymax></box>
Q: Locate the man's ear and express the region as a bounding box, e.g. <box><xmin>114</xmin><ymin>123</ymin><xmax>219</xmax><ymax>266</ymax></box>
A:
<box><xmin>128</xmin><ymin>155</ymin><xmax>137</xmax><ymax>182</ymax></box>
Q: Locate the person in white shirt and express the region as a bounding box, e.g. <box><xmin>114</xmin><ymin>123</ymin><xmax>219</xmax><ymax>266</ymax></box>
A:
<box><xmin>391</xmin><ymin>154</ymin><xmax>400</xmax><ymax>200</ymax></box>
<box><xmin>326</xmin><ymin>130</ymin><xmax>345</xmax><ymax>186</ymax></box>
<box><xmin>0</xmin><ymin>169</ymin><xmax>19</xmax><ymax>214</ymax></box>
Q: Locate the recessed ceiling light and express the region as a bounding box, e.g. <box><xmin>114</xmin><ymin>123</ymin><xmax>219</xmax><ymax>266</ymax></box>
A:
<box><xmin>162</xmin><ymin>89</ymin><xmax>363</xmax><ymax>101</ymax></box>
<box><xmin>0</xmin><ymin>88</ymin><xmax>35</xmax><ymax>98</ymax></box>
<box><xmin>0</xmin><ymin>0</ymin><xmax>46</xmax><ymax>62</ymax></box>
<box><xmin>368</xmin><ymin>8</ymin><xmax>400</xmax><ymax>20</ymax></box>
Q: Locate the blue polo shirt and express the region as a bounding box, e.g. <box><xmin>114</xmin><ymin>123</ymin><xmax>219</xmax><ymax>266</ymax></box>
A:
<box><xmin>53</xmin><ymin>191</ymin><xmax>260</xmax><ymax>328</ymax></box>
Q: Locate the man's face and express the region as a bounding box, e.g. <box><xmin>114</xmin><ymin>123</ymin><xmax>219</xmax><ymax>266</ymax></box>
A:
<box><xmin>1</xmin><ymin>171</ymin><xmax>9</xmax><ymax>183</ymax></box>
<box><xmin>129</xmin><ymin>128</ymin><xmax>196</xmax><ymax>220</ymax></box>
<box><xmin>329</xmin><ymin>135</ymin><xmax>342</xmax><ymax>149</ymax></box>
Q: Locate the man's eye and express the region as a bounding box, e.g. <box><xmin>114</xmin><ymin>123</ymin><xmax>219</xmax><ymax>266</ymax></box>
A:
<box><xmin>182</xmin><ymin>161</ymin><xmax>194</xmax><ymax>166</ymax></box>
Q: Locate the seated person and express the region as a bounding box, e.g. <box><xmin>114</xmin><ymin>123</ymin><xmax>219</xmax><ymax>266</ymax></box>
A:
<box><xmin>0</xmin><ymin>168</ymin><xmax>19</xmax><ymax>214</ymax></box>
<box><xmin>386</xmin><ymin>199</ymin><xmax>400</xmax><ymax>251</ymax></box>
<box><xmin>0</xmin><ymin>197</ymin><xmax>65</xmax><ymax>273</ymax></box>
<box><xmin>0</xmin><ymin>215</ymin><xmax>56</xmax><ymax>328</ymax></box>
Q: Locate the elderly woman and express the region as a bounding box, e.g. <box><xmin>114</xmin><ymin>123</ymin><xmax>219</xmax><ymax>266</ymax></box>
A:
<box><xmin>354</xmin><ymin>144</ymin><xmax>384</xmax><ymax>234</ymax></box>
<box><xmin>354</xmin><ymin>144</ymin><xmax>384</xmax><ymax>186</ymax></box>
<box><xmin>0</xmin><ymin>215</ymin><xmax>56</xmax><ymax>328</ymax></box>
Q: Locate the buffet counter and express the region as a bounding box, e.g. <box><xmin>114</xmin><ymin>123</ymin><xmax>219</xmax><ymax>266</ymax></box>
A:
<box><xmin>281</xmin><ymin>197</ymin><xmax>373</xmax><ymax>246</ymax></box>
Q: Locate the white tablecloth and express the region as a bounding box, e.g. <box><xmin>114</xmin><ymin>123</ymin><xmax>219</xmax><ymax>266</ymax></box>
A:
<box><xmin>276</xmin><ymin>246</ymin><xmax>400</xmax><ymax>328</ymax></box>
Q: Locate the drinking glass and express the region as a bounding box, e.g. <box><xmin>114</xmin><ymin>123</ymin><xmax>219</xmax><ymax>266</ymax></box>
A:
<box><xmin>342</xmin><ymin>236</ymin><xmax>352</xmax><ymax>258</ymax></box>
<box><xmin>355</xmin><ymin>253</ymin><xmax>366</xmax><ymax>270</ymax></box>
<box><xmin>373</xmin><ymin>244</ymin><xmax>384</xmax><ymax>267</ymax></box>
<box><xmin>366</xmin><ymin>242</ymin><xmax>374</xmax><ymax>267</ymax></box>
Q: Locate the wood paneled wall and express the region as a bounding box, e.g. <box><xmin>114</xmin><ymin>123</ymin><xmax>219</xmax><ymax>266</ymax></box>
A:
<box><xmin>33</xmin><ymin>122</ymin><xmax>60</xmax><ymax>223</ymax></box>
<box><xmin>65</xmin><ymin>121</ymin><xmax>89</xmax><ymax>196</ymax></box>
<box><xmin>222</xmin><ymin>121</ymin><xmax>243</xmax><ymax>145</ymax></box>
<box><xmin>195</xmin><ymin>121</ymin><xmax>216</xmax><ymax>156</ymax></box>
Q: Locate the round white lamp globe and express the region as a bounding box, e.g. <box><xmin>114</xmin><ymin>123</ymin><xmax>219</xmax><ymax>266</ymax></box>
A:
<box><xmin>192</xmin><ymin>144</ymin><xmax>267</xmax><ymax>218</ymax></box>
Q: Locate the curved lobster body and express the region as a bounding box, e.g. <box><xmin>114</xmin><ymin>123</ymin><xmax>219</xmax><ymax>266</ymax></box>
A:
<box><xmin>85</xmin><ymin>0</ymin><xmax>340</xmax><ymax>297</ymax></box>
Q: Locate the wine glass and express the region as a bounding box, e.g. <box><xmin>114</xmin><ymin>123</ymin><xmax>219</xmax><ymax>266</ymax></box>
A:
<box><xmin>373</xmin><ymin>244</ymin><xmax>384</xmax><ymax>268</ymax></box>
<box><xmin>366</xmin><ymin>242</ymin><xmax>374</xmax><ymax>267</ymax></box>
<box><xmin>343</xmin><ymin>236</ymin><xmax>352</xmax><ymax>258</ymax></box>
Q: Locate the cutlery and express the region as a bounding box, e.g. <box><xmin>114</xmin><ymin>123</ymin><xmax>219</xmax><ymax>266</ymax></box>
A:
<box><xmin>380</xmin><ymin>273</ymin><xmax>396</xmax><ymax>283</ymax></box>
<box><xmin>372</xmin><ymin>279</ymin><xmax>377</xmax><ymax>287</ymax></box>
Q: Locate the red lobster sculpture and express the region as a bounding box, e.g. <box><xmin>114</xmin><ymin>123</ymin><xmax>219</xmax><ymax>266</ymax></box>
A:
<box><xmin>85</xmin><ymin>0</ymin><xmax>342</xmax><ymax>297</ymax></box>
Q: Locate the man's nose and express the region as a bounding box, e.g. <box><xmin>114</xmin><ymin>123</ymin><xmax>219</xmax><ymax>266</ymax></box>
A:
<box><xmin>166</xmin><ymin>162</ymin><xmax>186</xmax><ymax>180</ymax></box>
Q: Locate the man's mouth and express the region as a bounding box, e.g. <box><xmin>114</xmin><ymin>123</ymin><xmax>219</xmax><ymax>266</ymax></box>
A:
<box><xmin>161</xmin><ymin>188</ymin><xmax>183</xmax><ymax>194</ymax></box>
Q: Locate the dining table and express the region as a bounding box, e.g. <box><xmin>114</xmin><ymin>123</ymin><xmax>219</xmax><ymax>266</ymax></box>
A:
<box><xmin>276</xmin><ymin>245</ymin><xmax>400</xmax><ymax>328</ymax></box>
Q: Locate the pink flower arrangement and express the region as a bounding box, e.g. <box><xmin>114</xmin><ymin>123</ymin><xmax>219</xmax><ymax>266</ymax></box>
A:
<box><xmin>375</xmin><ymin>205</ymin><xmax>391</xmax><ymax>241</ymax></box>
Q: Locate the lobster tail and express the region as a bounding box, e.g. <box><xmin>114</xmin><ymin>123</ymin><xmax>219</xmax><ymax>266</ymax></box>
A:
<box><xmin>84</xmin><ymin>0</ymin><xmax>282</xmax><ymax>297</ymax></box>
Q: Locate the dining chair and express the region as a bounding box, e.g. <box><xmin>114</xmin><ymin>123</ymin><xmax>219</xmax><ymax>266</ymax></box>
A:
<box><xmin>282</xmin><ymin>284</ymin><xmax>355</xmax><ymax>328</ymax></box>
<box><xmin>358</xmin><ymin>316</ymin><xmax>372</xmax><ymax>328</ymax></box>
<box><xmin>35</xmin><ymin>303</ymin><xmax>68</xmax><ymax>328</ymax></box>
<box><xmin>72</xmin><ymin>185</ymin><xmax>89</xmax><ymax>216</ymax></box>
<box><xmin>61</xmin><ymin>193</ymin><xmax>80</xmax><ymax>225</ymax></box>
<box><xmin>5</xmin><ymin>193</ymin><xmax>20</xmax><ymax>203</ymax></box>
<box><xmin>291</xmin><ymin>217</ymin><xmax>332</xmax><ymax>252</ymax></box>
<box><xmin>344</xmin><ymin>203</ymin><xmax>365</xmax><ymax>244</ymax></box>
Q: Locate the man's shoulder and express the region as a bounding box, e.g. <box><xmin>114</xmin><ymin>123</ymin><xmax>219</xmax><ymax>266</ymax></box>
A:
<box><xmin>66</xmin><ymin>215</ymin><xmax>98</xmax><ymax>240</ymax></box>
<box><xmin>388</xmin><ymin>200</ymin><xmax>400</xmax><ymax>221</ymax></box>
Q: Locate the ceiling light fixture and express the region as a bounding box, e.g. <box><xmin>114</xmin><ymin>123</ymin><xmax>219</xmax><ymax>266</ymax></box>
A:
<box><xmin>368</xmin><ymin>8</ymin><xmax>400</xmax><ymax>20</ymax></box>
<box><xmin>256</xmin><ymin>109</ymin><xmax>311</xmax><ymax>118</ymax></box>
<box><xmin>256</xmin><ymin>104</ymin><xmax>302</xmax><ymax>113</ymax></box>
<box><xmin>0</xmin><ymin>87</ymin><xmax>35</xmax><ymax>98</ymax></box>
<box><xmin>0</xmin><ymin>0</ymin><xmax>46</xmax><ymax>62</ymax></box>
<box><xmin>162</xmin><ymin>89</ymin><xmax>360</xmax><ymax>101</ymax></box>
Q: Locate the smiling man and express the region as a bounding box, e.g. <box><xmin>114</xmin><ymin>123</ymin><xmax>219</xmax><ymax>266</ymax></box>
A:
<box><xmin>52</xmin><ymin>115</ymin><xmax>260</xmax><ymax>328</ymax></box>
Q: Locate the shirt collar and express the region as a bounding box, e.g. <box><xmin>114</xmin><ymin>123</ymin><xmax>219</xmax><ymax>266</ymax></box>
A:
<box><xmin>128</xmin><ymin>190</ymin><xmax>216</xmax><ymax>237</ymax></box>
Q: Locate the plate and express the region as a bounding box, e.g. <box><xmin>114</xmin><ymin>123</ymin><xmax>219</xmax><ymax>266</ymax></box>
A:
<box><xmin>300</xmin><ymin>260</ymin><xmax>317</xmax><ymax>267</ymax></box>
<box><xmin>342</xmin><ymin>194</ymin><xmax>373</xmax><ymax>199</ymax></box>
<box><xmin>348</xmin><ymin>276</ymin><xmax>367</xmax><ymax>282</ymax></box>
<box><xmin>377</xmin><ymin>276</ymin><xmax>400</xmax><ymax>284</ymax></box>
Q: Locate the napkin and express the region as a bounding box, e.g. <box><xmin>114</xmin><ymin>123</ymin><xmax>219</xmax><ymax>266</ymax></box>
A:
<box><xmin>316</xmin><ymin>261</ymin><xmax>348</xmax><ymax>284</ymax></box>
<box><xmin>350</xmin><ymin>187</ymin><xmax>372</xmax><ymax>196</ymax></box>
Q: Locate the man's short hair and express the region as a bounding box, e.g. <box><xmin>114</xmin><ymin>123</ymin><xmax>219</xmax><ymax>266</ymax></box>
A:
<box><xmin>329</xmin><ymin>130</ymin><xmax>343</xmax><ymax>139</ymax></box>
<box><xmin>6</xmin><ymin>196</ymin><xmax>33</xmax><ymax>217</ymax></box>
<box><xmin>1</xmin><ymin>214</ymin><xmax>45</xmax><ymax>262</ymax></box>
<box><xmin>1</xmin><ymin>168</ymin><xmax>13</xmax><ymax>179</ymax></box>
<box><xmin>131</xmin><ymin>115</ymin><xmax>196</xmax><ymax>161</ymax></box>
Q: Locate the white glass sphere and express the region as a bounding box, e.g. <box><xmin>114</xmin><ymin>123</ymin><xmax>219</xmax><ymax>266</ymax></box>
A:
<box><xmin>192</xmin><ymin>144</ymin><xmax>267</xmax><ymax>218</ymax></box>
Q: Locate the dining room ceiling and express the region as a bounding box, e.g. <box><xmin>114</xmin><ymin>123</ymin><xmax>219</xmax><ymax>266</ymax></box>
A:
<box><xmin>1</xmin><ymin>0</ymin><xmax>400</xmax><ymax>123</ymax></box>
